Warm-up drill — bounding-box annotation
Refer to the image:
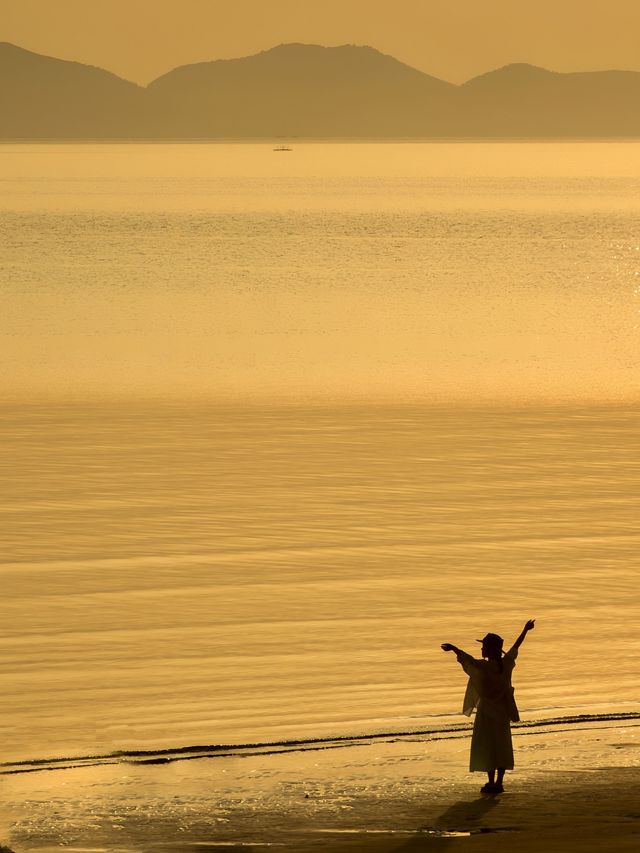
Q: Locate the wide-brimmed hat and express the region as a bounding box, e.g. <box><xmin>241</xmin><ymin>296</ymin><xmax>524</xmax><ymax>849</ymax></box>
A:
<box><xmin>476</xmin><ymin>632</ymin><xmax>504</xmax><ymax>650</ymax></box>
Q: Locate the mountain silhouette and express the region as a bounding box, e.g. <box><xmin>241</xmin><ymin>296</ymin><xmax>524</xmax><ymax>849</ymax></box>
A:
<box><xmin>0</xmin><ymin>42</ymin><xmax>146</xmax><ymax>138</ymax></box>
<box><xmin>3</xmin><ymin>42</ymin><xmax>640</xmax><ymax>139</ymax></box>
<box><xmin>146</xmin><ymin>43</ymin><xmax>455</xmax><ymax>137</ymax></box>
<box><xmin>458</xmin><ymin>62</ymin><xmax>640</xmax><ymax>136</ymax></box>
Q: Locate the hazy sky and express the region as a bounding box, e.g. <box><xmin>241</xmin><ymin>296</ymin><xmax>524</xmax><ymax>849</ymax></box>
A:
<box><xmin>3</xmin><ymin>0</ymin><xmax>640</xmax><ymax>84</ymax></box>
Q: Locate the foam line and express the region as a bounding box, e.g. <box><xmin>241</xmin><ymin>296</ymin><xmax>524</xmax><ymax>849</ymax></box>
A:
<box><xmin>2</xmin><ymin>711</ymin><xmax>638</xmax><ymax>775</ymax></box>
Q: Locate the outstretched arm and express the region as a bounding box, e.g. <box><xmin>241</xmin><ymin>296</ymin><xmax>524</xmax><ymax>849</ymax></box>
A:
<box><xmin>510</xmin><ymin>619</ymin><xmax>535</xmax><ymax>654</ymax></box>
<box><xmin>442</xmin><ymin>643</ymin><xmax>477</xmax><ymax>675</ymax></box>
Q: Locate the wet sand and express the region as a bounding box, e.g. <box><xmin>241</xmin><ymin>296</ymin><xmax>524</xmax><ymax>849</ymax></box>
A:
<box><xmin>2</xmin><ymin>720</ymin><xmax>638</xmax><ymax>852</ymax></box>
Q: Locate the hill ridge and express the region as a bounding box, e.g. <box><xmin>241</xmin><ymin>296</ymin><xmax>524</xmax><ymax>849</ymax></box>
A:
<box><xmin>4</xmin><ymin>42</ymin><xmax>640</xmax><ymax>139</ymax></box>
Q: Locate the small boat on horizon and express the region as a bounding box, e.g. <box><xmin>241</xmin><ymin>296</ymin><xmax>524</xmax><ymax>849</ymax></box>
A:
<box><xmin>273</xmin><ymin>145</ymin><xmax>292</xmax><ymax>152</ymax></box>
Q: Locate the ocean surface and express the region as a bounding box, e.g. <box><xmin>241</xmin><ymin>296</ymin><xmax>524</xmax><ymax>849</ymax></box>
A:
<box><xmin>1</xmin><ymin>143</ymin><xmax>639</xmax><ymax>766</ymax></box>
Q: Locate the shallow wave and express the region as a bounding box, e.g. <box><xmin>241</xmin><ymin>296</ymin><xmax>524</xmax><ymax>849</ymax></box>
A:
<box><xmin>3</xmin><ymin>711</ymin><xmax>638</xmax><ymax>776</ymax></box>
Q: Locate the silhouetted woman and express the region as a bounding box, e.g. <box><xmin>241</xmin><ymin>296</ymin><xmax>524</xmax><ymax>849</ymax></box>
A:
<box><xmin>441</xmin><ymin>619</ymin><xmax>535</xmax><ymax>793</ymax></box>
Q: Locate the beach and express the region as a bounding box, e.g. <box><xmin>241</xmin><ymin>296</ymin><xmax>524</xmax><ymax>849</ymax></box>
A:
<box><xmin>2</xmin><ymin>718</ymin><xmax>639</xmax><ymax>852</ymax></box>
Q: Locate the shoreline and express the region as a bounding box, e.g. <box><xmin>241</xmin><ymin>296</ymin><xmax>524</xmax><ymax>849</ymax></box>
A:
<box><xmin>2</xmin><ymin>711</ymin><xmax>639</xmax><ymax>776</ymax></box>
<box><xmin>2</xmin><ymin>718</ymin><xmax>638</xmax><ymax>852</ymax></box>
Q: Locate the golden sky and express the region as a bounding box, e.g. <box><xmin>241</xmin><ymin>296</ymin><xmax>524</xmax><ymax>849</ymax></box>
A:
<box><xmin>2</xmin><ymin>0</ymin><xmax>640</xmax><ymax>85</ymax></box>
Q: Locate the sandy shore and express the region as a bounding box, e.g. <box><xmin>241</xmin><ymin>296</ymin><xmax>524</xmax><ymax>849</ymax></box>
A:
<box><xmin>1</xmin><ymin>719</ymin><xmax>639</xmax><ymax>852</ymax></box>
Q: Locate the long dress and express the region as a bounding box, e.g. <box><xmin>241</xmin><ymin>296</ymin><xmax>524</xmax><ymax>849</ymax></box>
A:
<box><xmin>456</xmin><ymin>647</ymin><xmax>519</xmax><ymax>772</ymax></box>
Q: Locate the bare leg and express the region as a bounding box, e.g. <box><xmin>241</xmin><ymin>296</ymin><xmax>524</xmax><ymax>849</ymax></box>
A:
<box><xmin>481</xmin><ymin>770</ymin><xmax>496</xmax><ymax>792</ymax></box>
<box><xmin>488</xmin><ymin>770</ymin><xmax>496</xmax><ymax>785</ymax></box>
<box><xmin>495</xmin><ymin>768</ymin><xmax>506</xmax><ymax>790</ymax></box>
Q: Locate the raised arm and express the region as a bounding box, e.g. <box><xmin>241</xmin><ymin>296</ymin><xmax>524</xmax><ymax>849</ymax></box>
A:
<box><xmin>509</xmin><ymin>619</ymin><xmax>535</xmax><ymax>655</ymax></box>
<box><xmin>441</xmin><ymin>643</ymin><xmax>464</xmax><ymax>655</ymax></box>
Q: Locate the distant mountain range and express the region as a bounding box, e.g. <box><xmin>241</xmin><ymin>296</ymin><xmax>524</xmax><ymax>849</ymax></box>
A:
<box><xmin>3</xmin><ymin>41</ymin><xmax>640</xmax><ymax>139</ymax></box>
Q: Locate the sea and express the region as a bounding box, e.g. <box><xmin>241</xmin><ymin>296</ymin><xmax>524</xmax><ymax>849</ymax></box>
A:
<box><xmin>1</xmin><ymin>142</ymin><xmax>639</xmax><ymax>768</ymax></box>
